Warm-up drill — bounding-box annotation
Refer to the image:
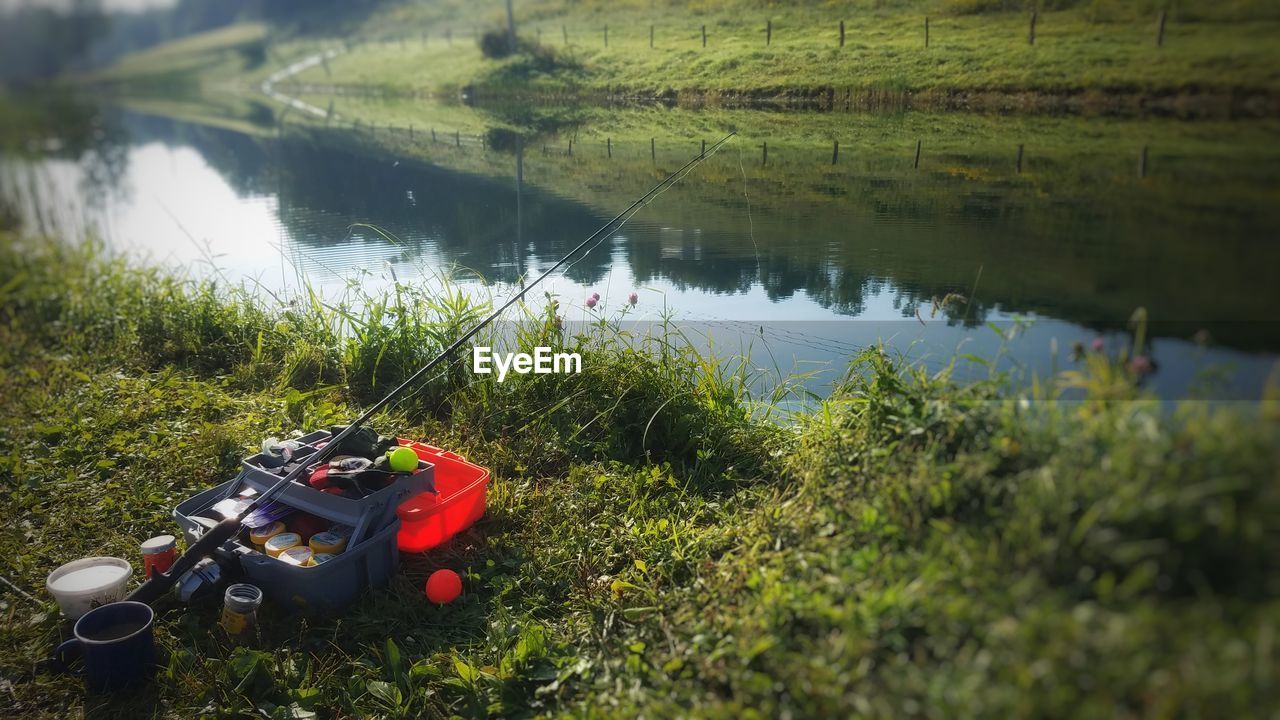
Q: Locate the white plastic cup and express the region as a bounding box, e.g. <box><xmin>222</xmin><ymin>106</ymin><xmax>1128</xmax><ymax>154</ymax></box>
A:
<box><xmin>46</xmin><ymin>557</ymin><xmax>132</xmax><ymax>620</ymax></box>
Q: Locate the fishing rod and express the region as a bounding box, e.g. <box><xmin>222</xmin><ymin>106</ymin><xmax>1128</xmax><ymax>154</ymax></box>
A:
<box><xmin>128</xmin><ymin>131</ymin><xmax>737</xmax><ymax>605</ymax></box>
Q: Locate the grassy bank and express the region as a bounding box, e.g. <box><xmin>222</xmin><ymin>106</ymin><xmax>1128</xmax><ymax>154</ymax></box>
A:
<box><xmin>303</xmin><ymin>4</ymin><xmax>1280</xmax><ymax>105</ymax></box>
<box><xmin>92</xmin><ymin>1</ymin><xmax>1280</xmax><ymax>111</ymax></box>
<box><xmin>1</xmin><ymin>234</ymin><xmax>1278</xmax><ymax>717</ymax></box>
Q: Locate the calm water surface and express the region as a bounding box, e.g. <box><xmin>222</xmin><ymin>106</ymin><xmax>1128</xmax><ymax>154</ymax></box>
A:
<box><xmin>3</xmin><ymin>102</ymin><xmax>1278</xmax><ymax>401</ymax></box>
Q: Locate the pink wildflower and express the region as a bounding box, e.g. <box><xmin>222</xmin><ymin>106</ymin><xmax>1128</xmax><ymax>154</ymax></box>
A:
<box><xmin>628</xmin><ymin>291</ymin><xmax>639</xmax><ymax>306</ymax></box>
<box><xmin>1128</xmin><ymin>355</ymin><xmax>1153</xmax><ymax>376</ymax></box>
<box><xmin>1090</xmin><ymin>337</ymin><xmax>1104</xmax><ymax>352</ymax></box>
<box><xmin>585</xmin><ymin>296</ymin><xmax>598</xmax><ymax>309</ymax></box>
<box><xmin>591</xmin><ymin>292</ymin><xmax>600</xmax><ymax>301</ymax></box>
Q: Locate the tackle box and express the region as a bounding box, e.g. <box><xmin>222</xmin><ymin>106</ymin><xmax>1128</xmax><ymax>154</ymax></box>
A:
<box><xmin>234</xmin><ymin>430</ymin><xmax>434</xmax><ymax>545</ymax></box>
<box><xmin>173</xmin><ymin>478</ymin><xmax>403</xmax><ymax>612</ymax></box>
<box><xmin>395</xmin><ymin>441</ymin><xmax>490</xmax><ymax>553</ymax></box>
<box><xmin>171</xmin><ymin>429</ymin><xmax>434</xmax><ymax>612</ymax></box>
<box><xmin>171</xmin><ymin>430</ymin><xmax>490</xmax><ymax>612</ymax></box>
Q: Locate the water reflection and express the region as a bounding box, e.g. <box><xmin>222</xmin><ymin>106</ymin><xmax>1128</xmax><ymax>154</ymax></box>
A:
<box><xmin>2</xmin><ymin>101</ymin><xmax>1278</xmax><ymax>400</ymax></box>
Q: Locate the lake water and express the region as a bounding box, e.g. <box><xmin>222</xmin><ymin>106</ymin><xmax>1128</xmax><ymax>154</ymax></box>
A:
<box><xmin>3</xmin><ymin>96</ymin><xmax>1278</xmax><ymax>402</ymax></box>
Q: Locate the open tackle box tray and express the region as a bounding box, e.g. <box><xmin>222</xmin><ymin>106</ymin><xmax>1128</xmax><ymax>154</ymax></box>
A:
<box><xmin>171</xmin><ymin>429</ymin><xmax>434</xmax><ymax>611</ymax></box>
<box><xmin>233</xmin><ymin>430</ymin><xmax>433</xmax><ymax>545</ymax></box>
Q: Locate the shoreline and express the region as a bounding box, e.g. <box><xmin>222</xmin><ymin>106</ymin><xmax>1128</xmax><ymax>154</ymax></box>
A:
<box><xmin>1</xmin><ymin>233</ymin><xmax>1277</xmax><ymax>716</ymax></box>
<box><xmin>260</xmin><ymin>80</ymin><xmax>1280</xmax><ymax>119</ymax></box>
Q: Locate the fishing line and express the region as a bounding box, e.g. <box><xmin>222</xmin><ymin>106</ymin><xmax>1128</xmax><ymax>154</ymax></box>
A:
<box><xmin>620</xmin><ymin>302</ymin><xmax>869</xmax><ymax>358</ymax></box>
<box><xmin>310</xmin><ymin>132</ymin><xmax>738</xmax><ymax>449</ymax></box>
<box><xmin>553</xmin><ymin>132</ymin><xmax>736</xmax><ymax>282</ymax></box>
<box><xmin>373</xmin><ymin>133</ymin><xmax>742</xmax><ymax>425</ymax></box>
<box><xmin>403</xmin><ymin>130</ymin><xmax>740</xmax><ymax>403</ymax></box>
<box><xmin>737</xmin><ymin>145</ymin><xmax>761</xmax><ymax>276</ymax></box>
<box><xmin>0</xmin><ymin>574</ymin><xmax>40</xmax><ymax>606</ymax></box>
<box><xmin>156</xmin><ymin>199</ymin><xmax>231</xmax><ymax>286</ymax></box>
<box><xmin>264</xmin><ymin>239</ymin><xmax>353</xmax><ymax>307</ymax></box>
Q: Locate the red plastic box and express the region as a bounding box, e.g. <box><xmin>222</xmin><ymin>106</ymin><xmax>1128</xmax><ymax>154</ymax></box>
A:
<box><xmin>395</xmin><ymin>440</ymin><xmax>489</xmax><ymax>552</ymax></box>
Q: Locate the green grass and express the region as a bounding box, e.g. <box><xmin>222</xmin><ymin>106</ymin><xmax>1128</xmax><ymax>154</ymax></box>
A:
<box><xmin>114</xmin><ymin>95</ymin><xmax>282</xmax><ymax>137</ymax></box>
<box><xmin>82</xmin><ymin>2</ymin><xmax>1280</xmax><ymax>107</ymax></box>
<box><xmin>285</xmin><ymin>39</ymin><xmax>497</xmax><ymax>97</ymax></box>
<box><xmin>110</xmin><ymin>23</ymin><xmax>269</xmax><ymax>71</ymax></box>
<box><xmin>279</xmin><ymin>1</ymin><xmax>1280</xmax><ymax>102</ymax></box>
<box><xmin>84</xmin><ymin>23</ymin><xmax>345</xmax><ymax>103</ymax></box>
<box><xmin>1</xmin><ymin>233</ymin><xmax>1278</xmax><ymax>717</ymax></box>
<box><xmin>88</xmin><ymin>23</ymin><xmax>270</xmax><ymax>84</ymax></box>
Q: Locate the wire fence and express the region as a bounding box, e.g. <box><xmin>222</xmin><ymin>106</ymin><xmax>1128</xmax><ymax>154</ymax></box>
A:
<box><xmin>338</xmin><ymin>10</ymin><xmax>1176</xmax><ymax>52</ymax></box>
<box><xmin>279</xmin><ymin>117</ymin><xmax>1159</xmax><ymax>180</ymax></box>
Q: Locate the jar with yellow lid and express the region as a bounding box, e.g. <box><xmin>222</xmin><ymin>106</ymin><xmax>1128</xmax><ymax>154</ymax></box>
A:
<box><xmin>220</xmin><ymin>583</ymin><xmax>263</xmax><ymax>643</ymax></box>
<box><xmin>278</xmin><ymin>546</ymin><xmax>314</xmax><ymax>567</ymax></box>
<box><xmin>309</xmin><ymin>531</ymin><xmax>348</xmax><ymax>555</ymax></box>
<box><xmin>249</xmin><ymin>521</ymin><xmax>286</xmax><ymax>547</ymax></box>
<box><xmin>263</xmin><ymin>532</ymin><xmax>301</xmax><ymax>558</ymax></box>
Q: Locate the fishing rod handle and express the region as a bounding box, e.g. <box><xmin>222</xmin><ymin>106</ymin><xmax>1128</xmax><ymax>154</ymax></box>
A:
<box><xmin>125</xmin><ymin>515</ymin><xmax>241</xmax><ymax>605</ymax></box>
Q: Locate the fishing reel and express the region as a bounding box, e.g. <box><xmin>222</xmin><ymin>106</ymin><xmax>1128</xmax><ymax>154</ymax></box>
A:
<box><xmin>170</xmin><ymin>518</ymin><xmax>246</xmax><ymax>604</ymax></box>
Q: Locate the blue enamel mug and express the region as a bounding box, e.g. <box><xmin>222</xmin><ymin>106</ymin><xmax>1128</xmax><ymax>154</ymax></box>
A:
<box><xmin>52</xmin><ymin>601</ymin><xmax>157</xmax><ymax>693</ymax></box>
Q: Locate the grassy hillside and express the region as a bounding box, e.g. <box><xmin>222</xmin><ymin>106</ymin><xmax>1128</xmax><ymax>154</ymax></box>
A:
<box><xmin>351</xmin><ymin>0</ymin><xmax>1280</xmax><ymax>36</ymax></box>
<box><xmin>86</xmin><ymin>22</ymin><xmax>341</xmax><ymax>98</ymax></box>
<box><xmin>87</xmin><ymin>1</ymin><xmax>1280</xmax><ymax>108</ymax></box>
<box><xmin>293</xmin><ymin>4</ymin><xmax>1280</xmax><ymax>103</ymax></box>
<box><xmin>1</xmin><ymin>235</ymin><xmax>1277</xmax><ymax>717</ymax></box>
<box><xmin>87</xmin><ymin>22</ymin><xmax>270</xmax><ymax>84</ymax></box>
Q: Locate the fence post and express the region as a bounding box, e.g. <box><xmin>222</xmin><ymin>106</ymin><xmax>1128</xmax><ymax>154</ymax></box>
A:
<box><xmin>607</xmin><ymin>138</ymin><xmax>612</xmax><ymax>158</ymax></box>
<box><xmin>505</xmin><ymin>0</ymin><xmax>516</xmax><ymax>53</ymax></box>
<box><xmin>650</xmin><ymin>24</ymin><xmax>654</xmax><ymax>48</ymax></box>
<box><xmin>409</xmin><ymin>125</ymin><xmax>414</xmax><ymax>140</ymax></box>
<box><xmin>914</xmin><ymin>139</ymin><xmax>922</xmax><ymax>168</ymax></box>
<box><xmin>1029</xmin><ymin>11</ymin><xmax>1036</xmax><ymax>45</ymax></box>
<box><xmin>924</xmin><ymin>16</ymin><xmax>929</xmax><ymax>48</ymax></box>
<box><xmin>1138</xmin><ymin>145</ymin><xmax>1148</xmax><ymax>178</ymax></box>
<box><xmin>832</xmin><ymin>140</ymin><xmax>839</xmax><ymax>165</ymax></box>
<box><xmin>840</xmin><ymin>20</ymin><xmax>845</xmax><ymax>48</ymax></box>
<box><xmin>766</xmin><ymin>19</ymin><xmax>772</xmax><ymax>46</ymax></box>
<box><xmin>1016</xmin><ymin>144</ymin><xmax>1024</xmax><ymax>173</ymax></box>
<box><xmin>762</xmin><ymin>141</ymin><xmax>768</xmax><ymax>166</ymax></box>
<box><xmin>568</xmin><ymin>138</ymin><xmax>573</xmax><ymax>156</ymax></box>
<box><xmin>651</xmin><ymin>137</ymin><xmax>655</xmax><ymax>163</ymax></box>
<box><xmin>432</xmin><ymin>128</ymin><xmax>437</xmax><ymax>142</ymax></box>
<box><xmin>1156</xmin><ymin>10</ymin><xmax>1167</xmax><ymax>47</ymax></box>
<box><xmin>702</xmin><ymin>24</ymin><xmax>707</xmax><ymax>47</ymax></box>
<box><xmin>563</xmin><ymin>25</ymin><xmax>569</xmax><ymax>45</ymax></box>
